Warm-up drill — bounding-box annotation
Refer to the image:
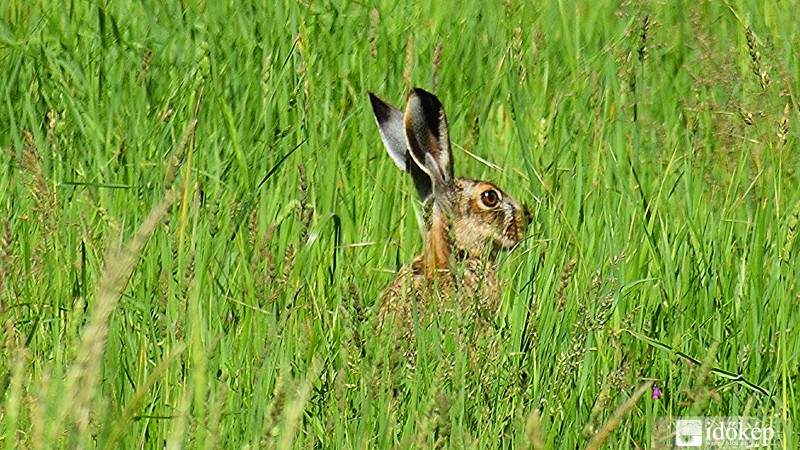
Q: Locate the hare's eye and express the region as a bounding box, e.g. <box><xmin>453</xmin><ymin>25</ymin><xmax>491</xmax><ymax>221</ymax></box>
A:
<box><xmin>480</xmin><ymin>189</ymin><xmax>500</xmax><ymax>208</ymax></box>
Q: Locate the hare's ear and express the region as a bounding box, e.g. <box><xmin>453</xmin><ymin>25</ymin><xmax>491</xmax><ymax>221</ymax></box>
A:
<box><xmin>403</xmin><ymin>88</ymin><xmax>454</xmax><ymax>188</ymax></box>
<box><xmin>369</xmin><ymin>92</ymin><xmax>432</xmax><ymax>201</ymax></box>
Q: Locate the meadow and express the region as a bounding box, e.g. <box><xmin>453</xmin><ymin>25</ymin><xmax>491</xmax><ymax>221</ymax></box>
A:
<box><xmin>0</xmin><ymin>0</ymin><xmax>798</xmax><ymax>448</ymax></box>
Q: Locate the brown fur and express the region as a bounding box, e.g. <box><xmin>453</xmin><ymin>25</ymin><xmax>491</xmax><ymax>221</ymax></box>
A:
<box><xmin>369</xmin><ymin>89</ymin><xmax>529</xmax><ymax>335</ymax></box>
<box><xmin>378</xmin><ymin>178</ymin><xmax>528</xmax><ymax>331</ymax></box>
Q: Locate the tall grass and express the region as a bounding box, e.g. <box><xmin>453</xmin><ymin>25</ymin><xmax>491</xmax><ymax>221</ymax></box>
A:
<box><xmin>1</xmin><ymin>0</ymin><xmax>798</xmax><ymax>448</ymax></box>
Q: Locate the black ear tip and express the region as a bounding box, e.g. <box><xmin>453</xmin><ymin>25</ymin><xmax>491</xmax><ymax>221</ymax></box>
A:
<box><xmin>367</xmin><ymin>92</ymin><xmax>379</xmax><ymax>107</ymax></box>
<box><xmin>408</xmin><ymin>88</ymin><xmax>442</xmax><ymax>115</ymax></box>
<box><xmin>409</xmin><ymin>87</ymin><xmax>438</xmax><ymax>102</ymax></box>
<box><xmin>368</xmin><ymin>92</ymin><xmax>391</xmax><ymax>120</ymax></box>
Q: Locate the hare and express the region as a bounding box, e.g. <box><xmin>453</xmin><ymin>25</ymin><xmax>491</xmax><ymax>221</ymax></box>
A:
<box><xmin>368</xmin><ymin>88</ymin><xmax>530</xmax><ymax>331</ymax></box>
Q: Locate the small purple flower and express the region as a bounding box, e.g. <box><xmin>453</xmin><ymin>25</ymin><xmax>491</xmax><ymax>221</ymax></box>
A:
<box><xmin>652</xmin><ymin>385</ymin><xmax>663</xmax><ymax>400</ymax></box>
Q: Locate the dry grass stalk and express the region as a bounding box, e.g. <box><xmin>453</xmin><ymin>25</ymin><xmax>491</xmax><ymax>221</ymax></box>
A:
<box><xmin>403</xmin><ymin>35</ymin><xmax>414</xmax><ymax>86</ymax></box>
<box><xmin>276</xmin><ymin>360</ymin><xmax>322</xmax><ymax>450</ymax></box>
<box><xmin>296</xmin><ymin>163</ymin><xmax>314</xmax><ymax>242</ymax></box>
<box><xmin>777</xmin><ymin>103</ymin><xmax>790</xmax><ymax>146</ymax></box>
<box><xmin>138</xmin><ymin>48</ymin><xmax>152</xmax><ymax>83</ymax></box>
<box><xmin>526</xmin><ymin>408</ymin><xmax>544</xmax><ymax>450</ymax></box>
<box><xmin>368</xmin><ymin>8</ymin><xmax>379</xmax><ymax>58</ymax></box>
<box><xmin>432</xmin><ymin>42</ymin><xmax>443</xmax><ymax>91</ymax></box>
<box><xmin>781</xmin><ymin>199</ymin><xmax>800</xmax><ymax>263</ymax></box>
<box><xmin>18</xmin><ymin>131</ymin><xmax>57</xmax><ymax>234</ymax></box>
<box><xmin>582</xmin><ymin>385</ymin><xmax>610</xmax><ymax>438</ymax></box>
<box><xmin>164</xmin><ymin>119</ymin><xmax>197</xmax><ymax>190</ymax></box>
<box><xmin>55</xmin><ymin>118</ymin><xmax>193</xmax><ymax>438</ymax></box>
<box><xmin>638</xmin><ymin>14</ymin><xmax>650</xmax><ymax>62</ymax></box>
<box><xmin>61</xmin><ymin>187</ymin><xmax>179</xmax><ymax>436</ymax></box>
<box><xmin>585</xmin><ymin>380</ymin><xmax>653</xmax><ymax>450</ymax></box>
<box><xmin>745</xmin><ymin>26</ymin><xmax>770</xmax><ymax>90</ymax></box>
<box><xmin>555</xmin><ymin>258</ymin><xmax>577</xmax><ymax>310</ymax></box>
<box><xmin>0</xmin><ymin>219</ymin><xmax>12</xmax><ymax>300</ymax></box>
<box><xmin>515</xmin><ymin>27</ymin><xmax>526</xmax><ymax>83</ymax></box>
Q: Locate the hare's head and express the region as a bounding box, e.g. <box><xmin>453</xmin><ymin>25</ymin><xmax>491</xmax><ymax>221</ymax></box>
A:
<box><xmin>369</xmin><ymin>88</ymin><xmax>529</xmax><ymax>276</ymax></box>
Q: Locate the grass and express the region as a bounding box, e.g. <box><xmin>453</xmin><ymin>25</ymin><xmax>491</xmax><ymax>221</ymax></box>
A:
<box><xmin>1</xmin><ymin>0</ymin><xmax>798</xmax><ymax>448</ymax></box>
